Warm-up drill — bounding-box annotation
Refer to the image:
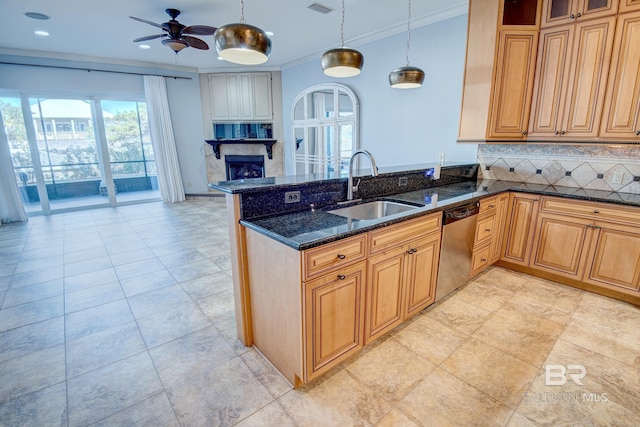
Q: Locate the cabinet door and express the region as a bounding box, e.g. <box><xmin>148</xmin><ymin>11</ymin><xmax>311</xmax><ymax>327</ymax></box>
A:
<box><xmin>252</xmin><ymin>73</ymin><xmax>273</xmax><ymax>120</ymax></box>
<box><xmin>584</xmin><ymin>225</ymin><xmax>640</xmax><ymax>291</ymax></box>
<box><xmin>488</xmin><ymin>30</ymin><xmax>538</xmax><ymax>139</ymax></box>
<box><xmin>475</xmin><ymin>214</ymin><xmax>496</xmax><ymax>247</ymax></box>
<box><xmin>620</xmin><ymin>0</ymin><xmax>640</xmax><ymax>12</ymax></box>
<box><xmin>365</xmin><ymin>250</ymin><xmax>405</xmax><ymax>343</ymax></box>
<box><xmin>502</xmin><ymin>193</ymin><xmax>540</xmax><ymax>266</ymax></box>
<box><xmin>529</xmin><ymin>213</ymin><xmax>594</xmax><ymax>278</ymax></box>
<box><xmin>209</xmin><ymin>74</ymin><xmax>231</xmax><ymax>120</ymax></box>
<box><xmin>561</xmin><ymin>16</ymin><xmax>616</xmax><ymax>137</ymax></box>
<box><xmin>238</xmin><ymin>74</ymin><xmax>254</xmax><ymax>119</ymax></box>
<box><xmin>471</xmin><ymin>241</ymin><xmax>492</xmax><ymax>277</ymax></box>
<box><xmin>304</xmin><ymin>261</ymin><xmax>366</xmax><ymax>380</ymax></box>
<box><xmin>600</xmin><ymin>12</ymin><xmax>640</xmax><ymax>139</ymax></box>
<box><xmin>529</xmin><ymin>25</ymin><xmax>574</xmax><ymax>136</ymax></box>
<box><xmin>404</xmin><ymin>233</ymin><xmax>441</xmax><ymax>319</ymax></box>
<box><xmin>226</xmin><ymin>74</ymin><xmax>243</xmax><ymax>120</ymax></box>
<box><xmin>491</xmin><ymin>193</ymin><xmax>510</xmax><ymax>263</ymax></box>
<box><xmin>542</xmin><ymin>0</ymin><xmax>618</xmax><ymax>27</ymax></box>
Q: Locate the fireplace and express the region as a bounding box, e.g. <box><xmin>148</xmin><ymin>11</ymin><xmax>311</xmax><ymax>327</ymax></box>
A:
<box><xmin>225</xmin><ymin>155</ymin><xmax>265</xmax><ymax>180</ymax></box>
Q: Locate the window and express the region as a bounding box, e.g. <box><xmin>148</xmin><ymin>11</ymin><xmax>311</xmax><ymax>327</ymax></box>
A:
<box><xmin>292</xmin><ymin>84</ymin><xmax>359</xmax><ymax>175</ymax></box>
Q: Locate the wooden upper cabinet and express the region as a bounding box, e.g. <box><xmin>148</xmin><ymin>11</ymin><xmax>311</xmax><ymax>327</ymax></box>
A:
<box><xmin>488</xmin><ymin>30</ymin><xmax>539</xmax><ymax>139</ymax></box>
<box><xmin>620</xmin><ymin>0</ymin><xmax>640</xmax><ymax>12</ymax></box>
<box><xmin>529</xmin><ymin>16</ymin><xmax>616</xmax><ymax>138</ymax></box>
<box><xmin>541</xmin><ymin>0</ymin><xmax>619</xmax><ymax>27</ymax></box>
<box><xmin>600</xmin><ymin>11</ymin><xmax>640</xmax><ymax>139</ymax></box>
<box><xmin>501</xmin><ymin>0</ymin><xmax>541</xmax><ymax>27</ymax></box>
<box><xmin>529</xmin><ymin>25</ymin><xmax>575</xmax><ymax>136</ymax></box>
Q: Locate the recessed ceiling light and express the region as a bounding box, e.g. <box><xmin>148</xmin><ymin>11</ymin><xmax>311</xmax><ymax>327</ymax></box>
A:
<box><xmin>25</xmin><ymin>12</ymin><xmax>50</xmax><ymax>20</ymax></box>
<box><xmin>34</xmin><ymin>30</ymin><xmax>49</xmax><ymax>36</ymax></box>
<box><xmin>139</xmin><ymin>44</ymin><xmax>151</xmax><ymax>49</ymax></box>
<box><xmin>265</xmin><ymin>31</ymin><xmax>274</xmax><ymax>37</ymax></box>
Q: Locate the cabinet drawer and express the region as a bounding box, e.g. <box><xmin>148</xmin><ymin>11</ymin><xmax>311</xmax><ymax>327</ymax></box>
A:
<box><xmin>479</xmin><ymin>196</ymin><xmax>498</xmax><ymax>216</ymax></box>
<box><xmin>540</xmin><ymin>196</ymin><xmax>640</xmax><ymax>225</ymax></box>
<box><xmin>471</xmin><ymin>242</ymin><xmax>492</xmax><ymax>277</ymax></box>
<box><xmin>475</xmin><ymin>214</ymin><xmax>496</xmax><ymax>246</ymax></box>
<box><xmin>369</xmin><ymin>213</ymin><xmax>442</xmax><ymax>255</ymax></box>
<box><xmin>303</xmin><ymin>235</ymin><xmax>367</xmax><ymax>280</ymax></box>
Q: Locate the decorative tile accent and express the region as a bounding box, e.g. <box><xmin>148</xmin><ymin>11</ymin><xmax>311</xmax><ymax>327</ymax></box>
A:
<box><xmin>477</xmin><ymin>144</ymin><xmax>640</xmax><ymax>192</ymax></box>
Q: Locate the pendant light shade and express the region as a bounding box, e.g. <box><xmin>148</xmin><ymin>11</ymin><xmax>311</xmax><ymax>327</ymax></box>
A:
<box><xmin>321</xmin><ymin>48</ymin><xmax>363</xmax><ymax>77</ymax></box>
<box><xmin>321</xmin><ymin>0</ymin><xmax>363</xmax><ymax>78</ymax></box>
<box><xmin>390</xmin><ymin>0</ymin><xmax>424</xmax><ymax>89</ymax></box>
<box><xmin>389</xmin><ymin>66</ymin><xmax>425</xmax><ymax>89</ymax></box>
<box><xmin>214</xmin><ymin>0</ymin><xmax>271</xmax><ymax>65</ymax></box>
<box><xmin>214</xmin><ymin>23</ymin><xmax>271</xmax><ymax>65</ymax></box>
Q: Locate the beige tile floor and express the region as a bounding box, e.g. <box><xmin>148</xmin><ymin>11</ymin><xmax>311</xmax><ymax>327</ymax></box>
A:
<box><xmin>1</xmin><ymin>199</ymin><xmax>640</xmax><ymax>426</ymax></box>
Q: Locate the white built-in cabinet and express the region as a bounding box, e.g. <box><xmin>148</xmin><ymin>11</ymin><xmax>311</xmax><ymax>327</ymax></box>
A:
<box><xmin>208</xmin><ymin>72</ymin><xmax>273</xmax><ymax>121</ymax></box>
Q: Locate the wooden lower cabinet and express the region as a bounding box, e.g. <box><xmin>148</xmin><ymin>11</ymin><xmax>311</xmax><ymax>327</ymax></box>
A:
<box><xmin>501</xmin><ymin>193</ymin><xmax>541</xmax><ymax>266</ymax></box>
<box><xmin>365</xmin><ymin>220</ymin><xmax>441</xmax><ymax>344</ymax></box>
<box><xmin>304</xmin><ymin>261</ymin><xmax>366</xmax><ymax>381</ymax></box>
<box><xmin>491</xmin><ymin>193</ymin><xmax>510</xmax><ymax>263</ymax></box>
<box><xmin>584</xmin><ymin>223</ymin><xmax>640</xmax><ymax>291</ymax></box>
<box><xmin>529</xmin><ymin>212</ymin><xmax>594</xmax><ymax>279</ymax></box>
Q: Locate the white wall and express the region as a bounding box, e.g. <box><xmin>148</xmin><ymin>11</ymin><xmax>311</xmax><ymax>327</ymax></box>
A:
<box><xmin>281</xmin><ymin>14</ymin><xmax>476</xmax><ymax>174</ymax></box>
<box><xmin>0</xmin><ymin>55</ymin><xmax>209</xmax><ymax>193</ymax></box>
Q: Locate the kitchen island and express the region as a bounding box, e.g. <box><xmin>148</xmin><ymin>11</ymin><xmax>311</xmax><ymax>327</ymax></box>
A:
<box><xmin>210</xmin><ymin>163</ymin><xmax>640</xmax><ymax>386</ymax></box>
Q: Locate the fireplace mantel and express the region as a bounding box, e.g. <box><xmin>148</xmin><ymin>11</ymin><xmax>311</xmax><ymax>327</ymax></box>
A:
<box><xmin>205</xmin><ymin>139</ymin><xmax>277</xmax><ymax>160</ymax></box>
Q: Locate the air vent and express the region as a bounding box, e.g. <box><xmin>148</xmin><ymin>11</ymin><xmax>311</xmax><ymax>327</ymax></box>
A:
<box><xmin>307</xmin><ymin>2</ymin><xmax>334</xmax><ymax>14</ymax></box>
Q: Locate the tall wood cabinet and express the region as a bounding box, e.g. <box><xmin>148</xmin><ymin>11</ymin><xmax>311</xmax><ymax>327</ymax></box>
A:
<box><xmin>600</xmin><ymin>11</ymin><xmax>640</xmax><ymax>139</ymax></box>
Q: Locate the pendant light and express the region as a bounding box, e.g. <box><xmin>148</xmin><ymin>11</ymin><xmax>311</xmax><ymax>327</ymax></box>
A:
<box><xmin>214</xmin><ymin>0</ymin><xmax>272</xmax><ymax>65</ymax></box>
<box><xmin>389</xmin><ymin>0</ymin><xmax>425</xmax><ymax>89</ymax></box>
<box><xmin>321</xmin><ymin>0</ymin><xmax>363</xmax><ymax>78</ymax></box>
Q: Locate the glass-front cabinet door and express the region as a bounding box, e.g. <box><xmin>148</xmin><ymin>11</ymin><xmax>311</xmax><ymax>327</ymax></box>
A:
<box><xmin>542</xmin><ymin>0</ymin><xmax>619</xmax><ymax>27</ymax></box>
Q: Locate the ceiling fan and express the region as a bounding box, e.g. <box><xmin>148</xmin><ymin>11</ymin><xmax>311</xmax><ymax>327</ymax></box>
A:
<box><xmin>130</xmin><ymin>8</ymin><xmax>217</xmax><ymax>53</ymax></box>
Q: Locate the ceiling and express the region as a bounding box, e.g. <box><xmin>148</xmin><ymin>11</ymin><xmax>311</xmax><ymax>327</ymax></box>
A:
<box><xmin>1</xmin><ymin>0</ymin><xmax>467</xmax><ymax>73</ymax></box>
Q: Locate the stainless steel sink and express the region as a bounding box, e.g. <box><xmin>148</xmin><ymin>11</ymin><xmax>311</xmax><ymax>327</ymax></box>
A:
<box><xmin>327</xmin><ymin>200</ymin><xmax>418</xmax><ymax>220</ymax></box>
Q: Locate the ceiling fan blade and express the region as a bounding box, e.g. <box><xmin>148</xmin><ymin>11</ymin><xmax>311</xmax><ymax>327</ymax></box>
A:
<box><xmin>183</xmin><ymin>36</ymin><xmax>209</xmax><ymax>50</ymax></box>
<box><xmin>133</xmin><ymin>34</ymin><xmax>166</xmax><ymax>42</ymax></box>
<box><xmin>130</xmin><ymin>16</ymin><xmax>164</xmax><ymax>29</ymax></box>
<box><xmin>183</xmin><ymin>25</ymin><xmax>217</xmax><ymax>36</ymax></box>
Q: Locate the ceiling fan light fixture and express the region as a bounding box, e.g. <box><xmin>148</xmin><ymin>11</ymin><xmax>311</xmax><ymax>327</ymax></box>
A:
<box><xmin>321</xmin><ymin>0</ymin><xmax>363</xmax><ymax>78</ymax></box>
<box><xmin>214</xmin><ymin>23</ymin><xmax>272</xmax><ymax>65</ymax></box>
<box><xmin>389</xmin><ymin>66</ymin><xmax>425</xmax><ymax>89</ymax></box>
<box><xmin>162</xmin><ymin>38</ymin><xmax>188</xmax><ymax>53</ymax></box>
<box><xmin>321</xmin><ymin>48</ymin><xmax>363</xmax><ymax>77</ymax></box>
<box><xmin>390</xmin><ymin>0</ymin><xmax>424</xmax><ymax>89</ymax></box>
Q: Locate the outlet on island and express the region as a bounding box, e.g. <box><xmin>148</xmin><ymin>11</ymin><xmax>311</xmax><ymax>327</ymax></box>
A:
<box><xmin>285</xmin><ymin>191</ymin><xmax>301</xmax><ymax>203</ymax></box>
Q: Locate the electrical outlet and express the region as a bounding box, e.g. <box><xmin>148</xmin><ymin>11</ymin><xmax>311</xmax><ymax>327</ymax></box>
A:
<box><xmin>611</xmin><ymin>171</ymin><xmax>624</xmax><ymax>185</ymax></box>
<box><xmin>398</xmin><ymin>177</ymin><xmax>408</xmax><ymax>186</ymax></box>
<box><xmin>439</xmin><ymin>152</ymin><xmax>446</xmax><ymax>165</ymax></box>
<box><xmin>285</xmin><ymin>191</ymin><xmax>301</xmax><ymax>203</ymax></box>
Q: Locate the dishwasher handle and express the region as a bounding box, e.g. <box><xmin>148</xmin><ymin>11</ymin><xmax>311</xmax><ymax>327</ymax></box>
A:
<box><xmin>442</xmin><ymin>202</ymin><xmax>479</xmax><ymax>225</ymax></box>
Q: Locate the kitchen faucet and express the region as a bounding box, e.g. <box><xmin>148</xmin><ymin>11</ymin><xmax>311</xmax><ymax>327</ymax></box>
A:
<box><xmin>346</xmin><ymin>149</ymin><xmax>379</xmax><ymax>201</ymax></box>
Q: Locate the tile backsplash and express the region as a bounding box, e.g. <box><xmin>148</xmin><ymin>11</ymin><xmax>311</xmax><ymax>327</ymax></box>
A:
<box><xmin>478</xmin><ymin>144</ymin><xmax>640</xmax><ymax>194</ymax></box>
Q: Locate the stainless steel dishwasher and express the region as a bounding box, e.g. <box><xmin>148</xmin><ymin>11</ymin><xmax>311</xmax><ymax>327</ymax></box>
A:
<box><xmin>435</xmin><ymin>202</ymin><xmax>479</xmax><ymax>301</ymax></box>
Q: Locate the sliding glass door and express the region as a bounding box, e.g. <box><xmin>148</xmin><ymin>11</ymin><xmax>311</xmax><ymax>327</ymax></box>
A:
<box><xmin>0</xmin><ymin>95</ymin><xmax>159</xmax><ymax>215</ymax></box>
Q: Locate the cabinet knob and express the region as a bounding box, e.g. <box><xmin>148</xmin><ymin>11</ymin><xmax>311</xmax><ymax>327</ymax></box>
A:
<box><xmin>570</xmin><ymin>13</ymin><xmax>575</xmax><ymax>19</ymax></box>
<box><xmin>337</xmin><ymin>274</ymin><xmax>346</xmax><ymax>280</ymax></box>
<box><xmin>594</xmin><ymin>210</ymin><xmax>599</xmax><ymax>214</ymax></box>
<box><xmin>561</xmin><ymin>130</ymin><xmax>566</xmax><ymax>135</ymax></box>
<box><xmin>485</xmin><ymin>228</ymin><xmax>492</xmax><ymax>232</ymax></box>
<box><xmin>636</xmin><ymin>130</ymin><xmax>639</xmax><ymax>136</ymax></box>
<box><xmin>522</xmin><ymin>131</ymin><xmax>527</xmax><ymax>136</ymax></box>
<box><xmin>577</xmin><ymin>12</ymin><xmax>582</xmax><ymax>18</ymax></box>
<box><xmin>481</xmin><ymin>258</ymin><xmax>487</xmax><ymax>263</ymax></box>
<box><xmin>555</xmin><ymin>131</ymin><xmax>560</xmax><ymax>135</ymax></box>
<box><xmin>488</xmin><ymin>205</ymin><xmax>495</xmax><ymax>208</ymax></box>
<box><xmin>407</xmin><ymin>248</ymin><xmax>417</xmax><ymax>254</ymax></box>
<box><xmin>336</xmin><ymin>254</ymin><xmax>346</xmax><ymax>260</ymax></box>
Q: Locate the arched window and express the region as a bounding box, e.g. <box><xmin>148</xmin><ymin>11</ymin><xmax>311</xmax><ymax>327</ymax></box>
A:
<box><xmin>291</xmin><ymin>83</ymin><xmax>359</xmax><ymax>175</ymax></box>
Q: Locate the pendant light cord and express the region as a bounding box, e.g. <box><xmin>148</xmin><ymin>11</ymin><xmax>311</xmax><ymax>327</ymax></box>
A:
<box><xmin>405</xmin><ymin>0</ymin><xmax>412</xmax><ymax>66</ymax></box>
<box><xmin>340</xmin><ymin>0</ymin><xmax>345</xmax><ymax>47</ymax></box>
<box><xmin>240</xmin><ymin>0</ymin><xmax>246</xmax><ymax>24</ymax></box>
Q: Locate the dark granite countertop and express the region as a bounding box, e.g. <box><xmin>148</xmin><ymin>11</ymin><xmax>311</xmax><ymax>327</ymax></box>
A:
<box><xmin>240</xmin><ymin>179</ymin><xmax>640</xmax><ymax>251</ymax></box>
<box><xmin>209</xmin><ymin>162</ymin><xmax>445</xmax><ymax>194</ymax></box>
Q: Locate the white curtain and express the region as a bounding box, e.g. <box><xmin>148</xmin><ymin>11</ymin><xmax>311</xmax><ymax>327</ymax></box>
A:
<box><xmin>0</xmin><ymin>110</ymin><xmax>28</xmax><ymax>224</ymax></box>
<box><xmin>143</xmin><ymin>75</ymin><xmax>185</xmax><ymax>203</ymax></box>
